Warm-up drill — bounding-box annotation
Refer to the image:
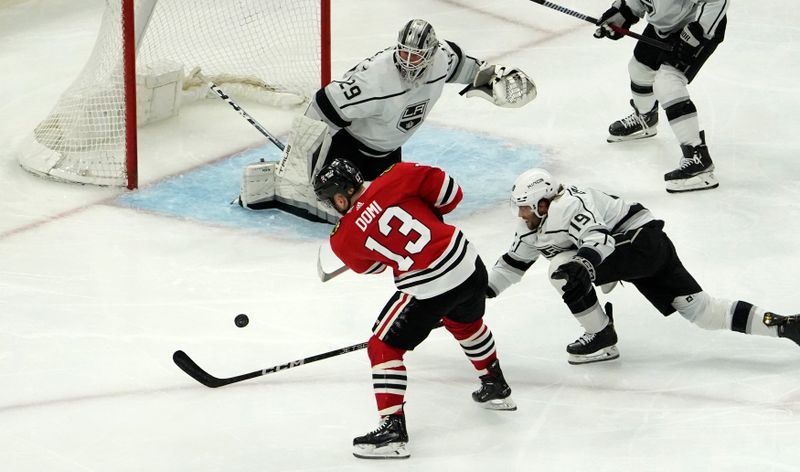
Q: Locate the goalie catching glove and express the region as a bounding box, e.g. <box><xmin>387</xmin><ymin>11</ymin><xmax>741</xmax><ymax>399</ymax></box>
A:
<box><xmin>463</xmin><ymin>64</ymin><xmax>536</xmax><ymax>108</ymax></box>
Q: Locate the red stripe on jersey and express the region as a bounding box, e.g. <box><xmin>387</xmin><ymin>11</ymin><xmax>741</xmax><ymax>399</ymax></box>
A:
<box><xmin>375</xmin><ymin>293</ymin><xmax>411</xmax><ymax>340</ymax></box>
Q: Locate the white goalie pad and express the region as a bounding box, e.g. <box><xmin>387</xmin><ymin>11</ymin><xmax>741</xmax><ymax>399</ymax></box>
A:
<box><xmin>239</xmin><ymin>160</ymin><xmax>276</xmax><ymax>209</ymax></box>
<box><xmin>276</xmin><ymin>114</ymin><xmax>331</xmax><ymax>182</ymax></box>
<box><xmin>464</xmin><ymin>64</ymin><xmax>537</xmax><ymax>108</ymax></box>
<box><xmin>237</xmin><ymin>115</ymin><xmax>337</xmax><ymax>223</ymax></box>
<box><xmin>274</xmin><ymin>115</ymin><xmax>337</xmax><ymax>223</ymax></box>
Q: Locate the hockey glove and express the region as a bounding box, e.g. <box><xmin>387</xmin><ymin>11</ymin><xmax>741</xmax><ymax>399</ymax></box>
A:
<box><xmin>551</xmin><ymin>256</ymin><xmax>596</xmax><ymax>303</ymax></box>
<box><xmin>594</xmin><ymin>0</ymin><xmax>639</xmax><ymax>40</ymax></box>
<box><xmin>463</xmin><ymin>63</ymin><xmax>537</xmax><ymax>108</ymax></box>
<box><xmin>667</xmin><ymin>22</ymin><xmax>707</xmax><ymax>69</ymax></box>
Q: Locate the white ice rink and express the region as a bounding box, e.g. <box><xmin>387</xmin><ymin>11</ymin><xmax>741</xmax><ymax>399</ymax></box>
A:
<box><xmin>2</xmin><ymin>0</ymin><xmax>800</xmax><ymax>470</ymax></box>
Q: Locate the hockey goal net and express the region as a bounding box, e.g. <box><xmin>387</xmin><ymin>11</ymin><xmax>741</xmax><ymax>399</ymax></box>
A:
<box><xmin>18</xmin><ymin>0</ymin><xmax>330</xmax><ymax>189</ymax></box>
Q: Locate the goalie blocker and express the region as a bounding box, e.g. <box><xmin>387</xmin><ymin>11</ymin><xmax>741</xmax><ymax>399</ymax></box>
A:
<box><xmin>237</xmin><ymin>115</ymin><xmax>337</xmax><ymax>224</ymax></box>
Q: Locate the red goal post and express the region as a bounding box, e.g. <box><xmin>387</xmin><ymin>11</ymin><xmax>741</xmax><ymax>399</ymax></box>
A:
<box><xmin>18</xmin><ymin>0</ymin><xmax>331</xmax><ymax>189</ymax></box>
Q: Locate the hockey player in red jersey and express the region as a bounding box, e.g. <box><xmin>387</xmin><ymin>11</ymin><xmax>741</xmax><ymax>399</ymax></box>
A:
<box><xmin>312</xmin><ymin>158</ymin><xmax>516</xmax><ymax>460</ymax></box>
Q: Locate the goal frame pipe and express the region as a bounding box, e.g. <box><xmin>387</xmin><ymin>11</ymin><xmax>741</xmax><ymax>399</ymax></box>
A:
<box><xmin>122</xmin><ymin>0</ymin><xmax>138</xmax><ymax>189</ymax></box>
<box><xmin>122</xmin><ymin>0</ymin><xmax>332</xmax><ymax>190</ymax></box>
<box><xmin>321</xmin><ymin>0</ymin><xmax>331</xmax><ymax>86</ymax></box>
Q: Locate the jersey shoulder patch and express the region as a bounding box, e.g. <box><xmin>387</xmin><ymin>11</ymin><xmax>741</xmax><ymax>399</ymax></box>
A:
<box><xmin>378</xmin><ymin>163</ymin><xmax>398</xmax><ymax>177</ymax></box>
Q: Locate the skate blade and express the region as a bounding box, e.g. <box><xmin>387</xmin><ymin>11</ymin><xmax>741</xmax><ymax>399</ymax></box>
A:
<box><xmin>606</xmin><ymin>129</ymin><xmax>657</xmax><ymax>143</ymax></box>
<box><xmin>478</xmin><ymin>396</ymin><xmax>517</xmax><ymax>411</ymax></box>
<box><xmin>665</xmin><ymin>172</ymin><xmax>719</xmax><ymax>193</ymax></box>
<box><xmin>353</xmin><ymin>442</ymin><xmax>410</xmax><ymax>460</ymax></box>
<box><xmin>568</xmin><ymin>345</ymin><xmax>620</xmax><ymax>365</ymax></box>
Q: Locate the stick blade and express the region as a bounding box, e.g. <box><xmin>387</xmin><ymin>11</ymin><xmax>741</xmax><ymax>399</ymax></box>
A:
<box><xmin>172</xmin><ymin>350</ymin><xmax>227</xmax><ymax>388</ymax></box>
<box><xmin>317</xmin><ymin>246</ymin><xmax>348</xmax><ymax>282</ymax></box>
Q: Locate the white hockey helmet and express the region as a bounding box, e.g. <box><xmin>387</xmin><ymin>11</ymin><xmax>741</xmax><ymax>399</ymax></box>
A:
<box><xmin>511</xmin><ymin>168</ymin><xmax>560</xmax><ymax>218</ymax></box>
<box><xmin>395</xmin><ymin>19</ymin><xmax>438</xmax><ymax>82</ymax></box>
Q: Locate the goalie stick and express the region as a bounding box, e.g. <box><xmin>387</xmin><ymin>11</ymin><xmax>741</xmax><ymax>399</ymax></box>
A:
<box><xmin>209</xmin><ymin>81</ymin><xmax>286</xmax><ymax>151</ymax></box>
<box><xmin>173</xmin><ymin>342</ymin><xmax>367</xmax><ymax>388</ymax></box>
<box><xmin>529</xmin><ymin>0</ymin><xmax>673</xmax><ymax>52</ymax></box>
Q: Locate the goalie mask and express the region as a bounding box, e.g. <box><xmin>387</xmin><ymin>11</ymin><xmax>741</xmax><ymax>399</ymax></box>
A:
<box><xmin>395</xmin><ymin>19</ymin><xmax>438</xmax><ymax>82</ymax></box>
<box><xmin>312</xmin><ymin>158</ymin><xmax>364</xmax><ymax>210</ymax></box>
<box><xmin>511</xmin><ymin>168</ymin><xmax>560</xmax><ymax>218</ymax></box>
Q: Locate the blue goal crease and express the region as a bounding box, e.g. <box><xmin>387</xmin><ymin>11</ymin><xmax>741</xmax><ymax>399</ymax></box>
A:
<box><xmin>115</xmin><ymin>126</ymin><xmax>543</xmax><ymax>240</ymax></box>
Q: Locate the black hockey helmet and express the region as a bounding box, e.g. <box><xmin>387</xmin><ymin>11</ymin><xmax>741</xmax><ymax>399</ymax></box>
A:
<box><xmin>312</xmin><ymin>158</ymin><xmax>364</xmax><ymax>204</ymax></box>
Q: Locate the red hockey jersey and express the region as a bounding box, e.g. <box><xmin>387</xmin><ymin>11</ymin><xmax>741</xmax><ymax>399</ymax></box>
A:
<box><xmin>330</xmin><ymin>162</ymin><xmax>478</xmax><ymax>299</ymax></box>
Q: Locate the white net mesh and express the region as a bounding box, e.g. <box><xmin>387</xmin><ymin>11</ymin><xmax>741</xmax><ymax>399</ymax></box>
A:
<box><xmin>19</xmin><ymin>0</ymin><xmax>324</xmax><ymax>186</ymax></box>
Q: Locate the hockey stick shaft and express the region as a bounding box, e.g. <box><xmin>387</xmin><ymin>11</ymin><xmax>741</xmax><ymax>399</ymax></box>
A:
<box><xmin>173</xmin><ymin>342</ymin><xmax>368</xmax><ymax>388</ymax></box>
<box><xmin>528</xmin><ymin>0</ymin><xmax>673</xmax><ymax>52</ymax></box>
<box><xmin>209</xmin><ymin>81</ymin><xmax>286</xmax><ymax>151</ymax></box>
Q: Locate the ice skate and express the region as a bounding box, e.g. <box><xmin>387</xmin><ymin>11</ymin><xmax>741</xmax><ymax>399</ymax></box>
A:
<box><xmin>664</xmin><ymin>131</ymin><xmax>719</xmax><ymax>193</ymax></box>
<box><xmin>567</xmin><ymin>314</ymin><xmax>619</xmax><ymax>365</ymax></box>
<box><xmin>607</xmin><ymin>99</ymin><xmax>659</xmax><ymax>142</ymax></box>
<box><xmin>472</xmin><ymin>359</ymin><xmax>517</xmax><ymax>411</ymax></box>
<box><xmin>352</xmin><ymin>413</ymin><xmax>410</xmax><ymax>459</ymax></box>
<box><xmin>764</xmin><ymin>312</ymin><xmax>800</xmax><ymax>347</ymax></box>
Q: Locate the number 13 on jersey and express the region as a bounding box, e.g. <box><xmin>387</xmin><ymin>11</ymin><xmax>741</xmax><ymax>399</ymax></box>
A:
<box><xmin>364</xmin><ymin>206</ymin><xmax>431</xmax><ymax>271</ymax></box>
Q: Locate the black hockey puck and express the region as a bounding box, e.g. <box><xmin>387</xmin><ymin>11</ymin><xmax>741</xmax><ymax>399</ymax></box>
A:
<box><xmin>234</xmin><ymin>314</ymin><xmax>249</xmax><ymax>328</ymax></box>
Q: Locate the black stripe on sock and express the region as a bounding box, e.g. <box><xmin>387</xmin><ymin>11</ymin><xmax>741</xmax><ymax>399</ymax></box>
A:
<box><xmin>630</xmin><ymin>81</ymin><xmax>653</xmax><ymax>95</ymax></box>
<box><xmin>731</xmin><ymin>301</ymin><xmax>754</xmax><ymax>333</ymax></box>
<box><xmin>665</xmin><ymin>99</ymin><xmax>697</xmax><ymax>122</ymax></box>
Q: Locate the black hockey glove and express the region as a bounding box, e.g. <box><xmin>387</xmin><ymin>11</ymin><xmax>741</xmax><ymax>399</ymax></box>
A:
<box><xmin>551</xmin><ymin>256</ymin><xmax>596</xmax><ymax>303</ymax></box>
<box><xmin>667</xmin><ymin>22</ymin><xmax>707</xmax><ymax>69</ymax></box>
<box><xmin>486</xmin><ymin>285</ymin><xmax>498</xmax><ymax>299</ymax></box>
<box><xmin>594</xmin><ymin>0</ymin><xmax>639</xmax><ymax>40</ymax></box>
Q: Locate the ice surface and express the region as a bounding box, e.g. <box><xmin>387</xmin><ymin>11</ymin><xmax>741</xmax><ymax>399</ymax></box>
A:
<box><xmin>1</xmin><ymin>1</ymin><xmax>799</xmax><ymax>471</ymax></box>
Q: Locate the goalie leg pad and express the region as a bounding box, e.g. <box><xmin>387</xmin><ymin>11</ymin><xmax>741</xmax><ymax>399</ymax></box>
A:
<box><xmin>239</xmin><ymin>161</ymin><xmax>276</xmax><ymax>209</ymax></box>
<box><xmin>276</xmin><ymin>114</ymin><xmax>332</xmax><ymax>182</ymax></box>
<box><xmin>274</xmin><ymin>115</ymin><xmax>338</xmax><ymax>223</ymax></box>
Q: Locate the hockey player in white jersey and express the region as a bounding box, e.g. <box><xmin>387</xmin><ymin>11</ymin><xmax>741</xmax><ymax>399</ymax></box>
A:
<box><xmin>487</xmin><ymin>168</ymin><xmax>800</xmax><ymax>364</ymax></box>
<box><xmin>304</xmin><ymin>18</ymin><xmax>535</xmax><ymax>181</ymax></box>
<box><xmin>237</xmin><ymin>19</ymin><xmax>535</xmax><ymax>223</ymax></box>
<box><xmin>594</xmin><ymin>0</ymin><xmax>728</xmax><ymax>193</ymax></box>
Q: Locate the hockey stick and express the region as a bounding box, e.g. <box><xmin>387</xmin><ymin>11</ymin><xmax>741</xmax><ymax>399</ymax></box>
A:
<box><xmin>173</xmin><ymin>321</ymin><xmax>446</xmax><ymax>388</ymax></box>
<box><xmin>317</xmin><ymin>246</ymin><xmax>349</xmax><ymax>282</ymax></box>
<box><xmin>528</xmin><ymin>0</ymin><xmax>673</xmax><ymax>52</ymax></box>
<box><xmin>173</xmin><ymin>342</ymin><xmax>367</xmax><ymax>388</ymax></box>
<box><xmin>208</xmin><ymin>81</ymin><xmax>286</xmax><ymax>151</ymax></box>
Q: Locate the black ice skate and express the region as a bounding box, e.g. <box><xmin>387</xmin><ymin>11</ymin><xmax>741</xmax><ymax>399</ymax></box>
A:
<box><xmin>764</xmin><ymin>312</ymin><xmax>800</xmax><ymax>347</ymax></box>
<box><xmin>607</xmin><ymin>99</ymin><xmax>659</xmax><ymax>142</ymax></box>
<box><xmin>352</xmin><ymin>413</ymin><xmax>410</xmax><ymax>459</ymax></box>
<box><xmin>664</xmin><ymin>131</ymin><xmax>719</xmax><ymax>193</ymax></box>
<box><xmin>472</xmin><ymin>359</ymin><xmax>517</xmax><ymax>411</ymax></box>
<box><xmin>567</xmin><ymin>314</ymin><xmax>619</xmax><ymax>365</ymax></box>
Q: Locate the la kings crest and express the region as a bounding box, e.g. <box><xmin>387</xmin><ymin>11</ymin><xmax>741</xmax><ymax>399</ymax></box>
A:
<box><xmin>397</xmin><ymin>100</ymin><xmax>429</xmax><ymax>132</ymax></box>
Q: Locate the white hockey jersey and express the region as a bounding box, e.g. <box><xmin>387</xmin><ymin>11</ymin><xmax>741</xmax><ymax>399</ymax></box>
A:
<box><xmin>626</xmin><ymin>0</ymin><xmax>729</xmax><ymax>37</ymax></box>
<box><xmin>304</xmin><ymin>40</ymin><xmax>482</xmax><ymax>155</ymax></box>
<box><xmin>488</xmin><ymin>185</ymin><xmax>655</xmax><ymax>296</ymax></box>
